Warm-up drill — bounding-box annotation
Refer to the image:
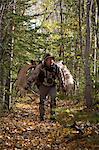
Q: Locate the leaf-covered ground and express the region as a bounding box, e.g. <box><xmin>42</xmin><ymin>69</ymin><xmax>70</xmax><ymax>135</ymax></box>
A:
<box><xmin>0</xmin><ymin>93</ymin><xmax>99</xmax><ymax>150</ymax></box>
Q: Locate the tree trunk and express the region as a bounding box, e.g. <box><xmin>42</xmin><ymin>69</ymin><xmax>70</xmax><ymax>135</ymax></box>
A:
<box><xmin>0</xmin><ymin>3</ymin><xmax>6</xmax><ymax>112</ymax></box>
<box><xmin>91</xmin><ymin>1</ymin><xmax>98</xmax><ymax>84</ymax></box>
<box><xmin>4</xmin><ymin>0</ymin><xmax>15</xmax><ymax>109</ymax></box>
<box><xmin>96</xmin><ymin>0</ymin><xmax>99</xmax><ymax>49</ymax></box>
<box><xmin>84</xmin><ymin>0</ymin><xmax>93</xmax><ymax>108</ymax></box>
<box><xmin>96</xmin><ymin>0</ymin><xmax>99</xmax><ymax>16</ymax></box>
<box><xmin>0</xmin><ymin>0</ymin><xmax>14</xmax><ymax>111</ymax></box>
<box><xmin>78</xmin><ymin>0</ymin><xmax>83</xmax><ymax>55</ymax></box>
<box><xmin>59</xmin><ymin>0</ymin><xmax>64</xmax><ymax>60</ymax></box>
<box><xmin>91</xmin><ymin>0</ymin><xmax>98</xmax><ymax>99</ymax></box>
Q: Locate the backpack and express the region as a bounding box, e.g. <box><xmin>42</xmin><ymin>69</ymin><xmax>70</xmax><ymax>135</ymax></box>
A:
<box><xmin>56</xmin><ymin>61</ymin><xmax>74</xmax><ymax>93</ymax></box>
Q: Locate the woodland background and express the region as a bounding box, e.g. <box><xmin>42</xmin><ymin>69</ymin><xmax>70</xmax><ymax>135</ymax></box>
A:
<box><xmin>0</xmin><ymin>0</ymin><xmax>99</xmax><ymax>149</ymax></box>
<box><xmin>0</xmin><ymin>0</ymin><xmax>98</xmax><ymax>110</ymax></box>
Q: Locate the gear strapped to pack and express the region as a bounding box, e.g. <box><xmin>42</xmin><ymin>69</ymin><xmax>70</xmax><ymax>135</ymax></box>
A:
<box><xmin>56</xmin><ymin>61</ymin><xmax>74</xmax><ymax>92</ymax></box>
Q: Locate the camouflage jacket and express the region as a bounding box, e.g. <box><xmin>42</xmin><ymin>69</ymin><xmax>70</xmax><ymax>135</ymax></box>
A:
<box><xmin>27</xmin><ymin>62</ymin><xmax>62</xmax><ymax>87</ymax></box>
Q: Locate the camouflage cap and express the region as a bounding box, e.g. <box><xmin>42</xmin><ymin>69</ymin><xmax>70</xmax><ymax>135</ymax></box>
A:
<box><xmin>44</xmin><ymin>53</ymin><xmax>55</xmax><ymax>61</ymax></box>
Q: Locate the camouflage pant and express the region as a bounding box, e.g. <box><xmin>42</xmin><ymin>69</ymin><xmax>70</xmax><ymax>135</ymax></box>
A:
<box><xmin>39</xmin><ymin>85</ymin><xmax>56</xmax><ymax>121</ymax></box>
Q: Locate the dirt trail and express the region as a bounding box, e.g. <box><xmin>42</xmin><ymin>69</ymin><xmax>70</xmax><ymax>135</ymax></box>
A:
<box><xmin>0</xmin><ymin>93</ymin><xmax>99</xmax><ymax>150</ymax></box>
<box><xmin>0</xmin><ymin>94</ymin><xmax>71</xmax><ymax>150</ymax></box>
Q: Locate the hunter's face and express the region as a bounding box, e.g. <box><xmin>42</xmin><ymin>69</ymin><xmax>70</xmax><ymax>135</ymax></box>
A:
<box><xmin>46</xmin><ymin>58</ymin><xmax>54</xmax><ymax>67</ymax></box>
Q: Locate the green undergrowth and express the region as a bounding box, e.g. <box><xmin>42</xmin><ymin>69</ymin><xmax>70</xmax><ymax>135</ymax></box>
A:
<box><xmin>56</xmin><ymin>99</ymin><xmax>99</xmax><ymax>125</ymax></box>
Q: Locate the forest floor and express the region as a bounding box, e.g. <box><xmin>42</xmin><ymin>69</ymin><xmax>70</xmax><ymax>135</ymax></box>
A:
<box><xmin>0</xmin><ymin>92</ymin><xmax>99</xmax><ymax>150</ymax></box>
